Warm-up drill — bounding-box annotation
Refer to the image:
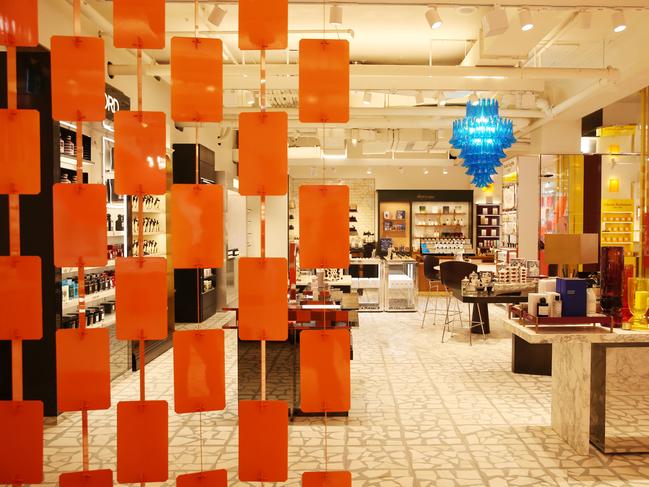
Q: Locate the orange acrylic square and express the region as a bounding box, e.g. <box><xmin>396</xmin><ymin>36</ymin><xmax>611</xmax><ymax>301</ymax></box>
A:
<box><xmin>238</xmin><ymin>257</ymin><xmax>288</xmax><ymax>341</ymax></box>
<box><xmin>299</xmin><ymin>39</ymin><xmax>350</xmax><ymax>123</ymax></box>
<box><xmin>59</xmin><ymin>469</ymin><xmax>113</xmax><ymax>487</ymax></box>
<box><xmin>300</xmin><ymin>329</ymin><xmax>350</xmax><ymax>413</ymax></box>
<box><xmin>0</xmin><ymin>256</ymin><xmax>42</xmax><ymax>340</ymax></box>
<box><xmin>238</xmin><ymin>400</ymin><xmax>288</xmax><ymax>483</ymax></box>
<box><xmin>0</xmin><ymin>109</ymin><xmax>40</xmax><ymax>194</ymax></box>
<box><xmin>0</xmin><ymin>0</ymin><xmax>38</xmax><ymax>47</ymax></box>
<box><xmin>51</xmin><ymin>36</ymin><xmax>105</xmax><ymax>122</ymax></box>
<box><xmin>114</xmin><ymin>111</ymin><xmax>167</xmax><ymax>196</ymax></box>
<box><xmin>0</xmin><ymin>400</ymin><xmax>43</xmax><ymax>484</ymax></box>
<box><xmin>113</xmin><ymin>0</ymin><xmax>165</xmax><ymax>49</ymax></box>
<box><xmin>171</xmin><ymin>184</ymin><xmax>223</xmax><ymax>269</ymax></box>
<box><xmin>53</xmin><ymin>184</ymin><xmax>108</xmax><ymax>267</ymax></box>
<box><xmin>171</xmin><ymin>37</ymin><xmax>222</xmax><ymax>122</ymax></box>
<box><xmin>299</xmin><ymin>185</ymin><xmax>349</xmax><ymax>269</ymax></box>
<box><xmin>238</xmin><ymin>112</ymin><xmax>288</xmax><ymax>196</ymax></box>
<box><xmin>238</xmin><ymin>0</ymin><xmax>287</xmax><ymax>50</ymax></box>
<box><xmin>177</xmin><ymin>469</ymin><xmax>227</xmax><ymax>487</ymax></box>
<box><xmin>117</xmin><ymin>400</ymin><xmax>168</xmax><ymax>484</ymax></box>
<box><xmin>56</xmin><ymin>328</ymin><xmax>111</xmax><ymax>412</ymax></box>
<box><xmin>173</xmin><ymin>329</ymin><xmax>225</xmax><ymax>413</ymax></box>
<box><xmin>115</xmin><ymin>257</ymin><xmax>168</xmax><ymax>340</ymax></box>
<box><xmin>302</xmin><ymin>471</ymin><xmax>352</xmax><ymax>487</ymax></box>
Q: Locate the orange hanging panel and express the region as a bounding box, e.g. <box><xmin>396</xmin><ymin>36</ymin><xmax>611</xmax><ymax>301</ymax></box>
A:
<box><xmin>173</xmin><ymin>329</ymin><xmax>226</xmax><ymax>413</ymax></box>
<box><xmin>299</xmin><ymin>39</ymin><xmax>350</xmax><ymax>123</ymax></box>
<box><xmin>238</xmin><ymin>112</ymin><xmax>288</xmax><ymax>196</ymax></box>
<box><xmin>59</xmin><ymin>469</ymin><xmax>113</xmax><ymax>486</ymax></box>
<box><xmin>115</xmin><ymin>257</ymin><xmax>168</xmax><ymax>340</ymax></box>
<box><xmin>238</xmin><ymin>0</ymin><xmax>288</xmax><ymax>50</ymax></box>
<box><xmin>238</xmin><ymin>257</ymin><xmax>288</xmax><ymax>341</ymax></box>
<box><xmin>176</xmin><ymin>469</ymin><xmax>228</xmax><ymax>487</ymax></box>
<box><xmin>171</xmin><ymin>184</ymin><xmax>224</xmax><ymax>269</ymax></box>
<box><xmin>0</xmin><ymin>0</ymin><xmax>38</xmax><ymax>47</ymax></box>
<box><xmin>0</xmin><ymin>256</ymin><xmax>42</xmax><ymax>340</ymax></box>
<box><xmin>302</xmin><ymin>471</ymin><xmax>353</xmax><ymax>487</ymax></box>
<box><xmin>171</xmin><ymin>37</ymin><xmax>223</xmax><ymax>122</ymax></box>
<box><xmin>238</xmin><ymin>400</ymin><xmax>289</xmax><ymax>482</ymax></box>
<box><xmin>51</xmin><ymin>36</ymin><xmax>105</xmax><ymax>122</ymax></box>
<box><xmin>0</xmin><ymin>400</ymin><xmax>43</xmax><ymax>484</ymax></box>
<box><xmin>113</xmin><ymin>0</ymin><xmax>165</xmax><ymax>49</ymax></box>
<box><xmin>116</xmin><ymin>400</ymin><xmax>168</xmax><ymax>483</ymax></box>
<box><xmin>300</xmin><ymin>329</ymin><xmax>351</xmax><ymax>413</ymax></box>
<box><xmin>299</xmin><ymin>185</ymin><xmax>350</xmax><ymax>269</ymax></box>
<box><xmin>53</xmin><ymin>184</ymin><xmax>108</xmax><ymax>268</ymax></box>
<box><xmin>56</xmin><ymin>328</ymin><xmax>111</xmax><ymax>412</ymax></box>
<box><xmin>0</xmin><ymin>109</ymin><xmax>40</xmax><ymax>194</ymax></box>
<box><xmin>114</xmin><ymin>111</ymin><xmax>167</xmax><ymax>196</ymax></box>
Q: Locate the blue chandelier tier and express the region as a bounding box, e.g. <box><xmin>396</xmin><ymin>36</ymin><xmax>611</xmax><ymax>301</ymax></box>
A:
<box><xmin>449</xmin><ymin>98</ymin><xmax>516</xmax><ymax>188</ymax></box>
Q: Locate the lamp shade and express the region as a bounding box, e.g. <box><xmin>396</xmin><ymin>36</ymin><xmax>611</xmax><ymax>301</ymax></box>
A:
<box><xmin>543</xmin><ymin>233</ymin><xmax>599</xmax><ymax>265</ymax></box>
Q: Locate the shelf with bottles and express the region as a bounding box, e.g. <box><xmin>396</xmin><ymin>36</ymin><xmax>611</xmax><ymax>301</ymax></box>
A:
<box><xmin>600</xmin><ymin>199</ymin><xmax>635</xmax><ymax>259</ymax></box>
<box><xmin>59</xmin><ymin>124</ymin><xmax>92</xmax><ymax>163</ymax></box>
<box><xmin>131</xmin><ymin>239</ymin><xmax>162</xmax><ymax>257</ymax></box>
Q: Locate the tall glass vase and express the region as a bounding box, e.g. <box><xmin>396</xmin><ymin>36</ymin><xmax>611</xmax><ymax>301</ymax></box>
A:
<box><xmin>627</xmin><ymin>277</ymin><xmax>649</xmax><ymax>330</ymax></box>
<box><xmin>600</xmin><ymin>247</ymin><xmax>624</xmax><ymax>325</ymax></box>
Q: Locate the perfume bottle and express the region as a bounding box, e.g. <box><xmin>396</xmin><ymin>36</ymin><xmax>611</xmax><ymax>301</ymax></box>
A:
<box><xmin>64</xmin><ymin>135</ymin><xmax>75</xmax><ymax>156</ymax></box>
<box><xmin>116</xmin><ymin>214</ymin><xmax>124</xmax><ymax>232</ymax></box>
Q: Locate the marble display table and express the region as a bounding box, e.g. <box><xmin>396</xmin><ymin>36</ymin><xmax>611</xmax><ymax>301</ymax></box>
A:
<box><xmin>503</xmin><ymin>318</ymin><xmax>649</xmax><ymax>455</ymax></box>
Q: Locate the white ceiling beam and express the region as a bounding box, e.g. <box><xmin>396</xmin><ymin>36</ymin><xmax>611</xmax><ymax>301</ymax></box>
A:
<box><xmin>164</xmin><ymin>0</ymin><xmax>649</xmax><ymax>8</ymax></box>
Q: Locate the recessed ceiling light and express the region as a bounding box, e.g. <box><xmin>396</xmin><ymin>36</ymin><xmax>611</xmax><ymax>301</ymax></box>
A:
<box><xmin>363</xmin><ymin>91</ymin><xmax>373</xmax><ymax>105</ymax></box>
<box><xmin>415</xmin><ymin>91</ymin><xmax>425</xmax><ymax>105</ymax></box>
<box><xmin>456</xmin><ymin>5</ymin><xmax>478</xmax><ymax>16</ymax></box>
<box><xmin>329</xmin><ymin>5</ymin><xmax>343</xmax><ymax>26</ymax></box>
<box><xmin>425</xmin><ymin>7</ymin><xmax>443</xmax><ymax>29</ymax></box>
<box><xmin>612</xmin><ymin>10</ymin><xmax>627</xmax><ymax>33</ymax></box>
<box><xmin>366</xmin><ymin>167</ymin><xmax>373</xmax><ymax>175</ymax></box>
<box><xmin>519</xmin><ymin>8</ymin><xmax>534</xmax><ymax>31</ymax></box>
<box><xmin>443</xmin><ymin>168</ymin><xmax>449</xmax><ymax>175</ymax></box>
<box><xmin>207</xmin><ymin>4</ymin><xmax>226</xmax><ymax>26</ymax></box>
<box><xmin>423</xmin><ymin>168</ymin><xmax>429</xmax><ymax>175</ymax></box>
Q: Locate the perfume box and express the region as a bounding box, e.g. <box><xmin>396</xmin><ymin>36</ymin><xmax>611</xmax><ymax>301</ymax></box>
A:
<box><xmin>556</xmin><ymin>278</ymin><xmax>587</xmax><ymax>317</ymax></box>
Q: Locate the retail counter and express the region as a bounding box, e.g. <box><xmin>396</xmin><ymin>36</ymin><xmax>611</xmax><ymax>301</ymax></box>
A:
<box><xmin>503</xmin><ymin>318</ymin><xmax>649</xmax><ymax>455</ymax></box>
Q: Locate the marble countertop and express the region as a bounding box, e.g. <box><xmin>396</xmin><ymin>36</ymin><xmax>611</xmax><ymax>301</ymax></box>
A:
<box><xmin>503</xmin><ymin>318</ymin><xmax>649</xmax><ymax>344</ymax></box>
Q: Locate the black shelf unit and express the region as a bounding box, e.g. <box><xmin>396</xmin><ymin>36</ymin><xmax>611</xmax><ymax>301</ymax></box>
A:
<box><xmin>476</xmin><ymin>203</ymin><xmax>500</xmax><ymax>254</ymax></box>
<box><xmin>172</xmin><ymin>143</ymin><xmax>218</xmax><ymax>323</ymax></box>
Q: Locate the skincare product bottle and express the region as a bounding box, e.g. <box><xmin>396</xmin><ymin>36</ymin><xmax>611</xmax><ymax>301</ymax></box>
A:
<box><xmin>537</xmin><ymin>298</ymin><xmax>549</xmax><ymax>317</ymax></box>
<box><xmin>553</xmin><ymin>295</ymin><xmax>562</xmax><ymax>318</ymax></box>
<box><xmin>587</xmin><ymin>288</ymin><xmax>596</xmax><ymax>315</ymax></box>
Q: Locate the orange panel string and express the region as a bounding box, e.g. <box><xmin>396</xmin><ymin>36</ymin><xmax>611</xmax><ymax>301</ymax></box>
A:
<box><xmin>260</xmin><ymin>50</ymin><xmax>266</xmax><ymax>112</ymax></box>
<box><xmin>137</xmin><ymin>193</ymin><xmax>144</xmax><ymax>260</ymax></box>
<box><xmin>76</xmin><ymin>122</ymin><xmax>83</xmax><ymax>184</ymax></box>
<box><xmin>11</xmin><ymin>339</ymin><xmax>22</xmax><ymax>400</ymax></box>
<box><xmin>260</xmin><ymin>340</ymin><xmax>266</xmax><ymax>401</ymax></box>
<box><xmin>73</xmin><ymin>0</ymin><xmax>81</xmax><ymax>37</ymax></box>
<box><xmin>81</xmin><ymin>410</ymin><xmax>89</xmax><ymax>470</ymax></box>
<box><xmin>9</xmin><ymin>194</ymin><xmax>20</xmax><ymax>257</ymax></box>
<box><xmin>7</xmin><ymin>46</ymin><xmax>17</xmax><ymax>110</ymax></box>
<box><xmin>137</xmin><ymin>48</ymin><xmax>143</xmax><ymax>112</ymax></box>
<box><xmin>195</xmin><ymin>127</ymin><xmax>199</xmax><ymax>184</ymax></box>
<box><xmin>324</xmin><ymin>411</ymin><xmax>328</xmax><ymax>471</ymax></box>
<box><xmin>78</xmin><ymin>266</ymin><xmax>86</xmax><ymax>331</ymax></box>
<box><xmin>139</xmin><ymin>337</ymin><xmax>145</xmax><ymax>401</ymax></box>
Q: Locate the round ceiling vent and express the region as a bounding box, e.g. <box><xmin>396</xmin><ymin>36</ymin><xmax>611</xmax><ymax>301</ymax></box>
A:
<box><xmin>456</xmin><ymin>6</ymin><xmax>478</xmax><ymax>16</ymax></box>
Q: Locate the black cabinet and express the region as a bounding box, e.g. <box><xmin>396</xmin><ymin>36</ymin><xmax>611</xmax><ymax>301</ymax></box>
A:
<box><xmin>172</xmin><ymin>144</ymin><xmax>218</xmax><ymax>323</ymax></box>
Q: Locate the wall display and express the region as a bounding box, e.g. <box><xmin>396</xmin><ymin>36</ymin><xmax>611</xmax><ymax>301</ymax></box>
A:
<box><xmin>56</xmin><ymin>328</ymin><xmax>111</xmax><ymax>412</ymax></box>
<box><xmin>0</xmin><ymin>109</ymin><xmax>41</xmax><ymax>194</ymax></box>
<box><xmin>173</xmin><ymin>329</ymin><xmax>225</xmax><ymax>413</ymax></box>
<box><xmin>476</xmin><ymin>203</ymin><xmax>500</xmax><ymax>256</ymax></box>
<box><xmin>51</xmin><ymin>36</ymin><xmax>106</xmax><ymax>122</ymax></box>
<box><xmin>238</xmin><ymin>111</ymin><xmax>288</xmax><ymax>196</ymax></box>
<box><xmin>171</xmin><ymin>37</ymin><xmax>223</xmax><ymax>122</ymax></box>
<box><xmin>0</xmin><ymin>256</ymin><xmax>42</xmax><ymax>339</ymax></box>
<box><xmin>601</xmin><ymin>199</ymin><xmax>635</xmax><ymax>263</ymax></box>
<box><xmin>113</xmin><ymin>0</ymin><xmax>165</xmax><ymax>49</ymax></box>
<box><xmin>238</xmin><ymin>0</ymin><xmax>288</xmax><ymax>50</ymax></box>
<box><xmin>299</xmin><ymin>39</ymin><xmax>350</xmax><ymax>123</ymax></box>
<box><xmin>116</xmin><ymin>400</ymin><xmax>169</xmax><ymax>483</ymax></box>
<box><xmin>299</xmin><ymin>185</ymin><xmax>350</xmax><ymax>269</ymax></box>
<box><xmin>0</xmin><ymin>400</ymin><xmax>44</xmax><ymax>484</ymax></box>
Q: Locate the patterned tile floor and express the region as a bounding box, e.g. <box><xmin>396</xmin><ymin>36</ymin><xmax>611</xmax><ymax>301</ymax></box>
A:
<box><xmin>43</xmin><ymin>300</ymin><xmax>649</xmax><ymax>486</ymax></box>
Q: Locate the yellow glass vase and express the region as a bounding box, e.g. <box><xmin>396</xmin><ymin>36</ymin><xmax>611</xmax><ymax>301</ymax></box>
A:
<box><xmin>626</xmin><ymin>277</ymin><xmax>649</xmax><ymax>331</ymax></box>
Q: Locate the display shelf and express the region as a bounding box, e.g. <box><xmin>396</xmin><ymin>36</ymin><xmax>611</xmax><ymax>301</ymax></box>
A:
<box><xmin>62</xmin><ymin>288</ymin><xmax>115</xmax><ymax>313</ymax></box>
<box><xmin>60</xmin><ymin>154</ymin><xmax>93</xmax><ymax>171</ymax></box>
<box><xmin>411</xmin><ymin>201</ymin><xmax>470</xmax><ymax>252</ymax></box>
<box><xmin>601</xmin><ymin>199</ymin><xmax>635</xmax><ymax>261</ymax></box>
<box><xmin>61</xmin><ymin>260</ymin><xmax>116</xmax><ymax>277</ymax></box>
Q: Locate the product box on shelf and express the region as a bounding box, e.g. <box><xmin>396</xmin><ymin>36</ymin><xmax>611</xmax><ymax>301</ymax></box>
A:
<box><xmin>556</xmin><ymin>278</ymin><xmax>587</xmax><ymax>317</ymax></box>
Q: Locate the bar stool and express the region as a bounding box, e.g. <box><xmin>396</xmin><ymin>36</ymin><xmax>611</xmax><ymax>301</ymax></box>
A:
<box><xmin>420</xmin><ymin>255</ymin><xmax>447</xmax><ymax>328</ymax></box>
<box><xmin>439</xmin><ymin>261</ymin><xmax>479</xmax><ymax>345</ymax></box>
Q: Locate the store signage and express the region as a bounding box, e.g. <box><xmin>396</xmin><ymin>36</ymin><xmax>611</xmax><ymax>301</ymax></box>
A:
<box><xmin>105</xmin><ymin>93</ymin><xmax>120</xmax><ymax>114</ymax></box>
<box><xmin>104</xmin><ymin>83</ymin><xmax>131</xmax><ymax>121</ymax></box>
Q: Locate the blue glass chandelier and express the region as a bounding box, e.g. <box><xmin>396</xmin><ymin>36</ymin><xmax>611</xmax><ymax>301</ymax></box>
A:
<box><xmin>449</xmin><ymin>98</ymin><xmax>516</xmax><ymax>188</ymax></box>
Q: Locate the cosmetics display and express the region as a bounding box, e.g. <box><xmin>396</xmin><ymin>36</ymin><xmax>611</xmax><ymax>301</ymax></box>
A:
<box><xmin>476</xmin><ymin>203</ymin><xmax>500</xmax><ymax>256</ymax></box>
<box><xmin>131</xmin><ymin>239</ymin><xmax>159</xmax><ymax>257</ymax></box>
<box><xmin>420</xmin><ymin>238</ymin><xmax>473</xmax><ymax>255</ymax></box>
<box><xmin>132</xmin><ymin>217</ymin><xmax>161</xmax><ymax>234</ymax></box>
<box><xmin>601</xmin><ymin>199</ymin><xmax>634</xmax><ymax>261</ymax></box>
<box><xmin>412</xmin><ymin>201</ymin><xmax>470</xmax><ymax>251</ymax></box>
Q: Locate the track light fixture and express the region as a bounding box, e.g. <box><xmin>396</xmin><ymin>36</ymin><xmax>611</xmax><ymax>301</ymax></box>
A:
<box><xmin>482</xmin><ymin>5</ymin><xmax>509</xmax><ymax>37</ymax></box>
<box><xmin>519</xmin><ymin>8</ymin><xmax>534</xmax><ymax>31</ymax></box>
<box><xmin>425</xmin><ymin>7</ymin><xmax>443</xmax><ymax>30</ymax></box>
<box><xmin>207</xmin><ymin>4</ymin><xmax>227</xmax><ymax>27</ymax></box>
<box><xmin>612</xmin><ymin>10</ymin><xmax>627</xmax><ymax>33</ymax></box>
<box><xmin>329</xmin><ymin>5</ymin><xmax>343</xmax><ymax>26</ymax></box>
<box><xmin>363</xmin><ymin>91</ymin><xmax>373</xmax><ymax>105</ymax></box>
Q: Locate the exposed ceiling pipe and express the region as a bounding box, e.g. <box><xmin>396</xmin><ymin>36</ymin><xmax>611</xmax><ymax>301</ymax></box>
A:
<box><xmin>228</xmin><ymin>106</ymin><xmax>546</xmax><ymax>118</ymax></box>
<box><xmin>166</xmin><ymin>29</ymin><xmax>355</xmax><ymax>38</ymax></box>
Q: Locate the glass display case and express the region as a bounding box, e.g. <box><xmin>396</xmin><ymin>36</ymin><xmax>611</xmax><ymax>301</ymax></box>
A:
<box><xmin>383</xmin><ymin>259</ymin><xmax>418</xmax><ymax>312</ymax></box>
<box><xmin>349</xmin><ymin>258</ymin><xmax>383</xmax><ymax>311</ymax></box>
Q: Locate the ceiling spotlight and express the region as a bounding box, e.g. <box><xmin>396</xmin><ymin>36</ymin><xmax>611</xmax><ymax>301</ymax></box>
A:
<box><xmin>415</xmin><ymin>91</ymin><xmax>425</xmax><ymax>105</ymax></box>
<box><xmin>423</xmin><ymin>168</ymin><xmax>429</xmax><ymax>175</ymax></box>
<box><xmin>366</xmin><ymin>167</ymin><xmax>373</xmax><ymax>175</ymax></box>
<box><xmin>482</xmin><ymin>6</ymin><xmax>509</xmax><ymax>37</ymax></box>
<box><xmin>207</xmin><ymin>4</ymin><xmax>227</xmax><ymax>27</ymax></box>
<box><xmin>438</xmin><ymin>91</ymin><xmax>447</xmax><ymax>106</ymax></box>
<box><xmin>443</xmin><ymin>168</ymin><xmax>449</xmax><ymax>175</ymax></box>
<box><xmin>329</xmin><ymin>4</ymin><xmax>343</xmax><ymax>26</ymax></box>
<box><xmin>580</xmin><ymin>10</ymin><xmax>592</xmax><ymax>29</ymax></box>
<box><xmin>363</xmin><ymin>91</ymin><xmax>373</xmax><ymax>105</ymax></box>
<box><xmin>612</xmin><ymin>10</ymin><xmax>627</xmax><ymax>33</ymax></box>
<box><xmin>468</xmin><ymin>92</ymin><xmax>479</xmax><ymax>105</ymax></box>
<box><xmin>519</xmin><ymin>8</ymin><xmax>534</xmax><ymax>31</ymax></box>
<box><xmin>244</xmin><ymin>91</ymin><xmax>255</xmax><ymax>106</ymax></box>
<box><xmin>425</xmin><ymin>7</ymin><xmax>443</xmax><ymax>30</ymax></box>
